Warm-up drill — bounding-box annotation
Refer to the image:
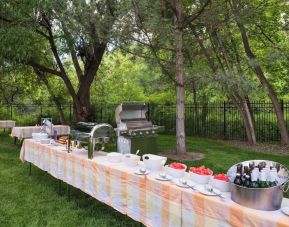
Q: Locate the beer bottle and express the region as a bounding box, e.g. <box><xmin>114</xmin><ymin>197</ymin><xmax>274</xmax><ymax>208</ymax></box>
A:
<box><xmin>249</xmin><ymin>161</ymin><xmax>255</xmax><ymax>172</ymax></box>
<box><xmin>268</xmin><ymin>169</ymin><xmax>277</xmax><ymax>187</ymax></box>
<box><xmin>243</xmin><ymin>175</ymin><xmax>251</xmax><ymax>187</ymax></box>
<box><xmin>236</xmin><ymin>164</ymin><xmax>243</xmax><ymax>175</ymax></box>
<box><xmin>259</xmin><ymin>170</ymin><xmax>269</xmax><ymax>188</ymax></box>
<box><xmin>250</xmin><ymin>173</ymin><xmax>259</xmax><ymax>188</ymax></box>
<box><xmin>234</xmin><ymin>173</ymin><xmax>243</xmax><ymax>186</ymax></box>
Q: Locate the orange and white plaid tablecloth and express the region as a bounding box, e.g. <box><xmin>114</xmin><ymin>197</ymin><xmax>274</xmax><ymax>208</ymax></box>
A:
<box><xmin>20</xmin><ymin>139</ymin><xmax>289</xmax><ymax>227</ymax></box>
<box><xmin>0</xmin><ymin>120</ymin><xmax>15</xmax><ymax>128</ymax></box>
<box><xmin>11</xmin><ymin>125</ymin><xmax>70</xmax><ymax>140</ymax></box>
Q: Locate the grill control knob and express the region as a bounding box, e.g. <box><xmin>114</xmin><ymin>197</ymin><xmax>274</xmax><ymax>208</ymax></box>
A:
<box><xmin>140</xmin><ymin>132</ymin><xmax>143</xmax><ymax>135</ymax></box>
<box><xmin>152</xmin><ymin>131</ymin><xmax>155</xmax><ymax>134</ymax></box>
<box><xmin>146</xmin><ymin>131</ymin><xmax>149</xmax><ymax>134</ymax></box>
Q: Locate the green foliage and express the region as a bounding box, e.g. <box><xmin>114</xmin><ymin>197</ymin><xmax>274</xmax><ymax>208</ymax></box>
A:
<box><xmin>92</xmin><ymin>50</ymin><xmax>176</xmax><ymax>104</ymax></box>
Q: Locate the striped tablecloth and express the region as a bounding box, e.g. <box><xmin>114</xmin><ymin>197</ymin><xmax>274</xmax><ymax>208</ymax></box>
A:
<box><xmin>0</xmin><ymin>120</ymin><xmax>15</xmax><ymax>129</ymax></box>
<box><xmin>11</xmin><ymin>125</ymin><xmax>70</xmax><ymax>140</ymax></box>
<box><xmin>20</xmin><ymin>139</ymin><xmax>289</xmax><ymax>227</ymax></box>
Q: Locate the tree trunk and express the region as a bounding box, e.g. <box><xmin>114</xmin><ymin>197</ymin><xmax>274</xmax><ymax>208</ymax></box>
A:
<box><xmin>174</xmin><ymin>1</ymin><xmax>186</xmax><ymax>154</ymax></box>
<box><xmin>231</xmin><ymin>0</ymin><xmax>289</xmax><ymax>145</ymax></box>
<box><xmin>232</xmin><ymin>95</ymin><xmax>256</xmax><ymax>144</ymax></box>
<box><xmin>73</xmin><ymin>88</ymin><xmax>94</xmax><ymax>122</ymax></box>
<box><xmin>193</xmin><ymin>28</ymin><xmax>257</xmax><ymax>144</ymax></box>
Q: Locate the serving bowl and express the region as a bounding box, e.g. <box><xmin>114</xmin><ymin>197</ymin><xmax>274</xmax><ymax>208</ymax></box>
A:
<box><xmin>107</xmin><ymin>152</ymin><xmax>123</xmax><ymax>163</ymax></box>
<box><xmin>211</xmin><ymin>178</ymin><xmax>231</xmax><ymax>192</ymax></box>
<box><xmin>189</xmin><ymin>172</ymin><xmax>212</xmax><ymax>184</ymax></box>
<box><xmin>123</xmin><ymin>154</ymin><xmax>140</xmax><ymax>167</ymax></box>
<box><xmin>142</xmin><ymin>154</ymin><xmax>167</xmax><ymax>171</ymax></box>
<box><xmin>164</xmin><ymin>164</ymin><xmax>187</xmax><ymax>178</ymax></box>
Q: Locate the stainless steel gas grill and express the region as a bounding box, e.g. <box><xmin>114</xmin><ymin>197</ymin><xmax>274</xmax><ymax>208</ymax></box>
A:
<box><xmin>70</xmin><ymin>122</ymin><xmax>116</xmax><ymax>159</ymax></box>
<box><xmin>115</xmin><ymin>102</ymin><xmax>163</xmax><ymax>154</ymax></box>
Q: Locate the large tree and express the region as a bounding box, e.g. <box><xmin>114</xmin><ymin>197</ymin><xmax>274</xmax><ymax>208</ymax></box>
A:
<box><xmin>0</xmin><ymin>0</ymin><xmax>123</xmax><ymax>121</ymax></box>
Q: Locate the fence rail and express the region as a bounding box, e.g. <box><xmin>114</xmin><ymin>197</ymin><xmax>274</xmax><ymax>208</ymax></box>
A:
<box><xmin>1</xmin><ymin>102</ymin><xmax>288</xmax><ymax>142</ymax></box>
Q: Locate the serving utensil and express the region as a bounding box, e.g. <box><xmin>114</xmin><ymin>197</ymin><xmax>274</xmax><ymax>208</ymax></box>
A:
<box><xmin>205</xmin><ymin>184</ymin><xmax>226</xmax><ymax>200</ymax></box>
<box><xmin>180</xmin><ymin>178</ymin><xmax>197</xmax><ymax>190</ymax></box>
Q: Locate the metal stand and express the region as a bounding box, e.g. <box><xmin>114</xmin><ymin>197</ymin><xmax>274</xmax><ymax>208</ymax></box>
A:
<box><xmin>29</xmin><ymin>163</ymin><xmax>32</xmax><ymax>176</ymax></box>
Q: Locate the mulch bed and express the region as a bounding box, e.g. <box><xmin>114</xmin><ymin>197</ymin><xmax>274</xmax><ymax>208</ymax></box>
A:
<box><xmin>159</xmin><ymin>150</ymin><xmax>205</xmax><ymax>161</ymax></box>
<box><xmin>224</xmin><ymin>140</ymin><xmax>289</xmax><ymax>156</ymax></box>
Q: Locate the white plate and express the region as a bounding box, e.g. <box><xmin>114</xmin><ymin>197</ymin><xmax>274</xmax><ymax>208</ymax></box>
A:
<box><xmin>155</xmin><ymin>174</ymin><xmax>173</xmax><ymax>181</ymax></box>
<box><xmin>281</xmin><ymin>206</ymin><xmax>289</xmax><ymax>216</ymax></box>
<box><xmin>172</xmin><ymin>178</ymin><xmax>189</xmax><ymax>188</ymax></box>
<box><xmin>134</xmin><ymin>170</ymin><xmax>150</xmax><ymax>175</ymax></box>
<box><xmin>197</xmin><ymin>185</ymin><xmax>221</xmax><ymax>196</ymax></box>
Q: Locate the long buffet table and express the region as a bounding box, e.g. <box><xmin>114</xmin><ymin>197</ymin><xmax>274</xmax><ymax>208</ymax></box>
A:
<box><xmin>0</xmin><ymin>120</ymin><xmax>15</xmax><ymax>129</ymax></box>
<box><xmin>11</xmin><ymin>125</ymin><xmax>70</xmax><ymax>140</ymax></box>
<box><xmin>20</xmin><ymin>139</ymin><xmax>289</xmax><ymax>227</ymax></box>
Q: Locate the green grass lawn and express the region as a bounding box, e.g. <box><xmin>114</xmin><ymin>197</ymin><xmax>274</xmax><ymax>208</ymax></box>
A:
<box><xmin>0</xmin><ymin>131</ymin><xmax>288</xmax><ymax>227</ymax></box>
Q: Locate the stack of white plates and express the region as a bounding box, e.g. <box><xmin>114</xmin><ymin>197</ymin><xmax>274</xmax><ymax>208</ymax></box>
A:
<box><xmin>32</xmin><ymin>133</ymin><xmax>48</xmax><ymax>140</ymax></box>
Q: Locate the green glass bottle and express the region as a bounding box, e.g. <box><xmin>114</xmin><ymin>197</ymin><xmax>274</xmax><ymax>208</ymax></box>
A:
<box><xmin>259</xmin><ymin>170</ymin><xmax>269</xmax><ymax>188</ymax></box>
<box><xmin>88</xmin><ymin>140</ymin><xmax>93</xmax><ymax>159</ymax></box>
<box><xmin>268</xmin><ymin>169</ymin><xmax>277</xmax><ymax>187</ymax></box>
<box><xmin>250</xmin><ymin>174</ymin><xmax>259</xmax><ymax>188</ymax></box>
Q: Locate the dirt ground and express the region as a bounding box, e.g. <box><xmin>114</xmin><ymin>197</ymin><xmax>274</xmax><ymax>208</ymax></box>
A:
<box><xmin>223</xmin><ymin>140</ymin><xmax>289</xmax><ymax>156</ymax></box>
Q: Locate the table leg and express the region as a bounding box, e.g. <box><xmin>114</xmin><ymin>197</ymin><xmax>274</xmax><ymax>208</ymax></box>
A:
<box><xmin>14</xmin><ymin>137</ymin><xmax>17</xmax><ymax>145</ymax></box>
<box><xmin>29</xmin><ymin>163</ymin><xmax>32</xmax><ymax>176</ymax></box>
<box><xmin>58</xmin><ymin>180</ymin><xmax>61</xmax><ymax>195</ymax></box>
<box><xmin>67</xmin><ymin>184</ymin><xmax>71</xmax><ymax>201</ymax></box>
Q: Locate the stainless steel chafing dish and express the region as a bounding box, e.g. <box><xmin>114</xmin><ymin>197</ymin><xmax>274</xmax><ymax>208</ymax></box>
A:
<box><xmin>115</xmin><ymin>102</ymin><xmax>164</xmax><ymax>154</ymax></box>
<box><xmin>70</xmin><ymin>122</ymin><xmax>116</xmax><ymax>159</ymax></box>
<box><xmin>227</xmin><ymin>160</ymin><xmax>289</xmax><ymax>211</ymax></box>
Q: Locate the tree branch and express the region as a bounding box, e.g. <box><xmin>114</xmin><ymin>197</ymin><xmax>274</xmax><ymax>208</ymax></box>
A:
<box><xmin>27</xmin><ymin>60</ymin><xmax>62</xmax><ymax>76</ymax></box>
<box><xmin>185</xmin><ymin>0</ymin><xmax>211</xmax><ymax>26</ymax></box>
<box><xmin>61</xmin><ymin>23</ymin><xmax>83</xmax><ymax>80</ymax></box>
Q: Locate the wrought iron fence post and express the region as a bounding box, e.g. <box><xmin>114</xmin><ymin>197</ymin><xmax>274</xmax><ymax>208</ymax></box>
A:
<box><xmin>10</xmin><ymin>104</ymin><xmax>13</xmax><ymax>119</ymax></box>
<box><xmin>223</xmin><ymin>101</ymin><xmax>227</xmax><ymax>139</ymax></box>
<box><xmin>147</xmin><ymin>103</ymin><xmax>150</xmax><ymax>121</ymax></box>
<box><xmin>100</xmin><ymin>104</ymin><xmax>103</xmax><ymax>122</ymax></box>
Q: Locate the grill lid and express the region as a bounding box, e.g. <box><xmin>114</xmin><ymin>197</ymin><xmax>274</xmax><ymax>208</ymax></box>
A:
<box><xmin>115</xmin><ymin>102</ymin><xmax>148</xmax><ymax>124</ymax></box>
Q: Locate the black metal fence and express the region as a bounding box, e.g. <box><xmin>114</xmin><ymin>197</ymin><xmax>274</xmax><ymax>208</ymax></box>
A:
<box><xmin>1</xmin><ymin>102</ymin><xmax>288</xmax><ymax>142</ymax></box>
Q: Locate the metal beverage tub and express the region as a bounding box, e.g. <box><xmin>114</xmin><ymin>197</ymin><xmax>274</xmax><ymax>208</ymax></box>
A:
<box><xmin>227</xmin><ymin>160</ymin><xmax>289</xmax><ymax>211</ymax></box>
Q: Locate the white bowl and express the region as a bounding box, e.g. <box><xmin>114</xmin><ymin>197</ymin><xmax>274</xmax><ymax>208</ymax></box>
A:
<box><xmin>211</xmin><ymin>178</ymin><xmax>231</xmax><ymax>192</ymax></box>
<box><xmin>107</xmin><ymin>152</ymin><xmax>123</xmax><ymax>163</ymax></box>
<box><xmin>123</xmin><ymin>154</ymin><xmax>140</xmax><ymax>167</ymax></box>
<box><xmin>164</xmin><ymin>164</ymin><xmax>187</xmax><ymax>178</ymax></box>
<box><xmin>189</xmin><ymin>171</ymin><xmax>212</xmax><ymax>184</ymax></box>
<box><xmin>142</xmin><ymin>154</ymin><xmax>167</xmax><ymax>171</ymax></box>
